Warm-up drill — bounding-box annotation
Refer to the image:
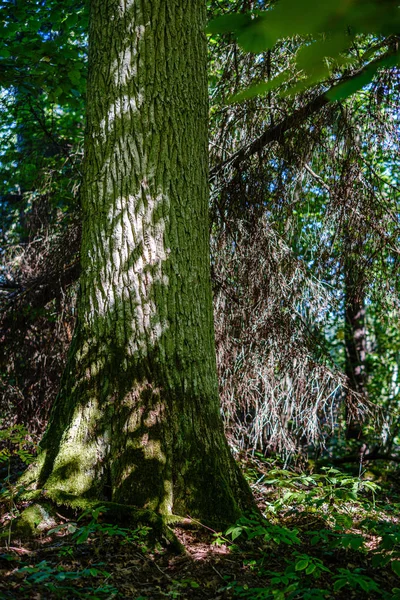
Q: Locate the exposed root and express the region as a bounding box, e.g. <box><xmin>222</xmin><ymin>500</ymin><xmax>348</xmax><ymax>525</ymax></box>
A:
<box><xmin>4</xmin><ymin>491</ymin><xmax>185</xmax><ymax>554</ymax></box>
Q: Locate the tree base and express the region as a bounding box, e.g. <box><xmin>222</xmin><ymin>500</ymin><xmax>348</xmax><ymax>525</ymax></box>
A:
<box><xmin>5</xmin><ymin>490</ymin><xmax>185</xmax><ymax>552</ymax></box>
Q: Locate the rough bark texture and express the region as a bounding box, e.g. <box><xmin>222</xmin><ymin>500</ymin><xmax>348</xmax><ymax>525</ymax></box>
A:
<box><xmin>27</xmin><ymin>0</ymin><xmax>253</xmax><ymax>525</ymax></box>
<box><xmin>344</xmin><ymin>266</ymin><xmax>367</xmax><ymax>441</ymax></box>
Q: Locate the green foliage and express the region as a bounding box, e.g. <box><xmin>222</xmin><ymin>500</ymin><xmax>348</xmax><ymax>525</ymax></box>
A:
<box><xmin>226</xmin><ymin>514</ymin><xmax>301</xmax><ymax>546</ymax></box>
<box><xmin>164</xmin><ymin>578</ymin><xmax>201</xmax><ymax>599</ymax></box>
<box><xmin>0</xmin><ymin>2</ymin><xmax>399</xmax><ymax>598</ymax></box>
<box><xmin>392</xmin><ymin>561</ymin><xmax>400</xmax><ymax>577</ymax></box>
<box><xmin>225</xmin><ymin>576</ymin><xmax>330</xmax><ymax>599</ymax></box>
<box><xmin>0</xmin><ymin>0</ymin><xmax>85</xmax><ymax>261</ymax></box>
<box><xmin>0</xmin><ymin>422</ymin><xmax>36</xmax><ymax>466</ymax></box>
<box><xmin>0</xmin><ymin>504</ymin><xmax>151</xmax><ymax>598</ymax></box>
<box><xmin>332</xmin><ymin>567</ymin><xmax>381</xmax><ymax>593</ymax></box>
<box><xmin>208</xmin><ymin>0</ymin><xmax>400</xmax><ymax>101</ymax></box>
<box><xmin>0</xmin><ymin>422</ymin><xmax>37</xmax><ymax>536</ymax></box>
<box><xmin>13</xmin><ymin>560</ymin><xmax>117</xmax><ymax>599</ymax></box>
<box><xmin>0</xmin><ymin>0</ymin><xmax>87</xmax><ymax>105</ymax></box>
<box><xmin>262</xmin><ymin>467</ymin><xmax>379</xmax><ymax>515</ymax></box>
<box><xmin>19</xmin><ymin>560</ymin><xmax>110</xmax><ymax>584</ymax></box>
<box><xmin>308</xmin><ymin>529</ymin><xmax>366</xmax><ymax>552</ymax></box>
<box><xmin>292</xmin><ymin>553</ymin><xmax>331</xmax><ymax>577</ymax></box>
<box><xmin>209</xmin><ymin>0</ymin><xmax>400</xmax><ymax>46</ymax></box>
<box><xmin>48</xmin><ymin>505</ymin><xmax>151</xmax><ymax>553</ymax></box>
<box><xmin>217</xmin><ymin>461</ymin><xmax>400</xmax><ymax>599</ymax></box>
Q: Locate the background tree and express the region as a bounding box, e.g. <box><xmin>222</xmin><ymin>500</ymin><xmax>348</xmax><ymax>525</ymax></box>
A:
<box><xmin>208</xmin><ymin>0</ymin><xmax>400</xmax><ymax>459</ymax></box>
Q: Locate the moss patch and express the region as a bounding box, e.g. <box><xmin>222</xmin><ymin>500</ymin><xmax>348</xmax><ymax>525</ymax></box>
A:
<box><xmin>12</xmin><ymin>502</ymin><xmax>58</xmax><ymax>538</ymax></box>
<box><xmin>10</xmin><ymin>491</ymin><xmax>185</xmax><ymax>553</ymax></box>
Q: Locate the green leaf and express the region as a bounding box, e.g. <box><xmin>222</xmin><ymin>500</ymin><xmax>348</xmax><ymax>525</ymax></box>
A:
<box><xmin>206</xmin><ymin>14</ymin><xmax>252</xmax><ymax>35</ymax></box>
<box><xmin>327</xmin><ymin>69</ymin><xmax>377</xmax><ymax>102</ymax></box>
<box><xmin>286</xmin><ymin>583</ymin><xmax>299</xmax><ymax>594</ymax></box>
<box><xmin>306</xmin><ymin>563</ymin><xmax>317</xmax><ymax>575</ymax></box>
<box><xmin>295</xmin><ymin>559</ymin><xmax>309</xmax><ymax>571</ymax></box>
<box><xmin>381</xmin><ymin>534</ymin><xmax>397</xmax><ymax>550</ymax></box>
<box><xmin>372</xmin><ymin>553</ymin><xmax>390</xmax><ymax>568</ymax></box>
<box><xmin>68</xmin><ymin>70</ymin><xmax>81</xmax><ymax>85</ymax></box>
<box><xmin>333</xmin><ymin>579</ymin><xmax>348</xmax><ymax>591</ymax></box>
<box><xmin>279</xmin><ymin>69</ymin><xmax>329</xmax><ymax>99</ymax></box>
<box><xmin>333</xmin><ymin>513</ymin><xmax>353</xmax><ymax>529</ymax></box>
<box><xmin>327</xmin><ymin>51</ymin><xmax>400</xmax><ymax>102</ymax></box>
<box><xmin>295</xmin><ymin>35</ymin><xmax>348</xmax><ymax>72</ymax></box>
<box><xmin>237</xmin><ymin>17</ymin><xmax>274</xmax><ymax>53</ymax></box>
<box><xmin>228</xmin><ymin>69</ymin><xmax>289</xmax><ymax>103</ymax></box>
<box><xmin>392</xmin><ymin>561</ymin><xmax>400</xmax><ymax>578</ymax></box>
<box><xmin>225</xmin><ymin>525</ymin><xmax>243</xmax><ymax>541</ymax></box>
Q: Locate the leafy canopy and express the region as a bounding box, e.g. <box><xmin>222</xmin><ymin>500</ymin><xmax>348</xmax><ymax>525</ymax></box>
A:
<box><xmin>208</xmin><ymin>0</ymin><xmax>400</xmax><ymax>101</ymax></box>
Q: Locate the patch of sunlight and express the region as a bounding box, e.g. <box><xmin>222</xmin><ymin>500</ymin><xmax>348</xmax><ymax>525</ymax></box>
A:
<box><xmin>46</xmin><ymin>400</ymin><xmax>108</xmax><ymax>496</ymax></box>
<box><xmin>87</xmin><ymin>182</ymin><xmax>170</xmax><ymax>354</ymax></box>
<box><xmin>143</xmin><ymin>402</ymin><xmax>166</xmax><ymax>427</ymax></box>
<box><xmin>99</xmin><ymin>94</ymin><xmax>144</xmax><ymax>139</ymax></box>
<box><xmin>118</xmin><ymin>1</ymin><xmax>142</xmax><ymax>18</ymax></box>
<box><xmin>162</xmin><ymin>479</ymin><xmax>173</xmax><ymax>514</ymax></box>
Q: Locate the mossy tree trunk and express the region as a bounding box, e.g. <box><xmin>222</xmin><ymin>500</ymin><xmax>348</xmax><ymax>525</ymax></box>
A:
<box><xmin>29</xmin><ymin>0</ymin><xmax>253</xmax><ymax>525</ymax></box>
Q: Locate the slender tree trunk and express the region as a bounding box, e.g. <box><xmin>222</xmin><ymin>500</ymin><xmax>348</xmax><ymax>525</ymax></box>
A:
<box><xmin>344</xmin><ymin>261</ymin><xmax>367</xmax><ymax>440</ymax></box>
<box><xmin>29</xmin><ymin>0</ymin><xmax>253</xmax><ymax>525</ymax></box>
<box><xmin>339</xmin><ymin>149</ymin><xmax>368</xmax><ymax>443</ymax></box>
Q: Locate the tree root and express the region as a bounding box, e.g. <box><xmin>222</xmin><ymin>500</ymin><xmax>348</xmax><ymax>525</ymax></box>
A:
<box><xmin>3</xmin><ymin>490</ymin><xmax>185</xmax><ymax>553</ymax></box>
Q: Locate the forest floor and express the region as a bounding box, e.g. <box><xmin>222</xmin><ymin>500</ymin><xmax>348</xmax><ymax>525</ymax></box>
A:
<box><xmin>1</xmin><ymin>453</ymin><xmax>400</xmax><ymax>600</ymax></box>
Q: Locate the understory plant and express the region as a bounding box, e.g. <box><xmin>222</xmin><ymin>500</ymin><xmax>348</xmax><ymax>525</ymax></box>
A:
<box><xmin>218</xmin><ymin>462</ymin><xmax>400</xmax><ymax>599</ymax></box>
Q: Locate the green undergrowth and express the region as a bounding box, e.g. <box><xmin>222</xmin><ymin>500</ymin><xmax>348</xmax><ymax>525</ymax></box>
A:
<box><xmin>213</xmin><ymin>454</ymin><xmax>400</xmax><ymax>599</ymax></box>
<box><xmin>0</xmin><ymin>502</ymin><xmax>163</xmax><ymax>599</ymax></box>
<box><xmin>1</xmin><ymin>432</ymin><xmax>400</xmax><ymax>599</ymax></box>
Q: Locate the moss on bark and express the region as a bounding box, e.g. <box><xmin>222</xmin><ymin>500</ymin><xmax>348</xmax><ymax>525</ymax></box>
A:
<box><xmin>24</xmin><ymin>0</ymin><xmax>256</xmax><ymax>529</ymax></box>
<box><xmin>5</xmin><ymin>502</ymin><xmax>58</xmax><ymax>539</ymax></box>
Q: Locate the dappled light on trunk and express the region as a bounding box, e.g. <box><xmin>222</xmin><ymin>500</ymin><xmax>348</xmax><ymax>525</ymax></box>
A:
<box><xmin>22</xmin><ymin>0</ymin><xmax>254</xmax><ymax>526</ymax></box>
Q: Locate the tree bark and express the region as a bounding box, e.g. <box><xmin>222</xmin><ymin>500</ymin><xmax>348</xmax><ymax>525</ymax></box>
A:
<box><xmin>344</xmin><ymin>257</ymin><xmax>368</xmax><ymax>441</ymax></box>
<box><xmin>27</xmin><ymin>0</ymin><xmax>253</xmax><ymax>526</ymax></box>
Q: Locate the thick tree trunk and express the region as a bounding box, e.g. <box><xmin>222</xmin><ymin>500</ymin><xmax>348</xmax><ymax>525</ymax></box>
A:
<box><xmin>28</xmin><ymin>0</ymin><xmax>252</xmax><ymax>525</ymax></box>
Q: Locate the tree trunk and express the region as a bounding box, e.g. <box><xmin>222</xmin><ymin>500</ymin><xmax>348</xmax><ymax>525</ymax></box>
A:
<box><xmin>344</xmin><ymin>262</ymin><xmax>367</xmax><ymax>441</ymax></box>
<box><xmin>28</xmin><ymin>0</ymin><xmax>253</xmax><ymax>526</ymax></box>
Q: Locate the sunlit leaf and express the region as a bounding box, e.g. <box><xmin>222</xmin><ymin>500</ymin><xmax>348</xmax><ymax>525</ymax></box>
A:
<box><xmin>327</xmin><ymin>52</ymin><xmax>400</xmax><ymax>102</ymax></box>
<box><xmin>295</xmin><ymin>559</ymin><xmax>309</xmax><ymax>571</ymax></box>
<box><xmin>228</xmin><ymin>70</ymin><xmax>290</xmax><ymax>103</ymax></box>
